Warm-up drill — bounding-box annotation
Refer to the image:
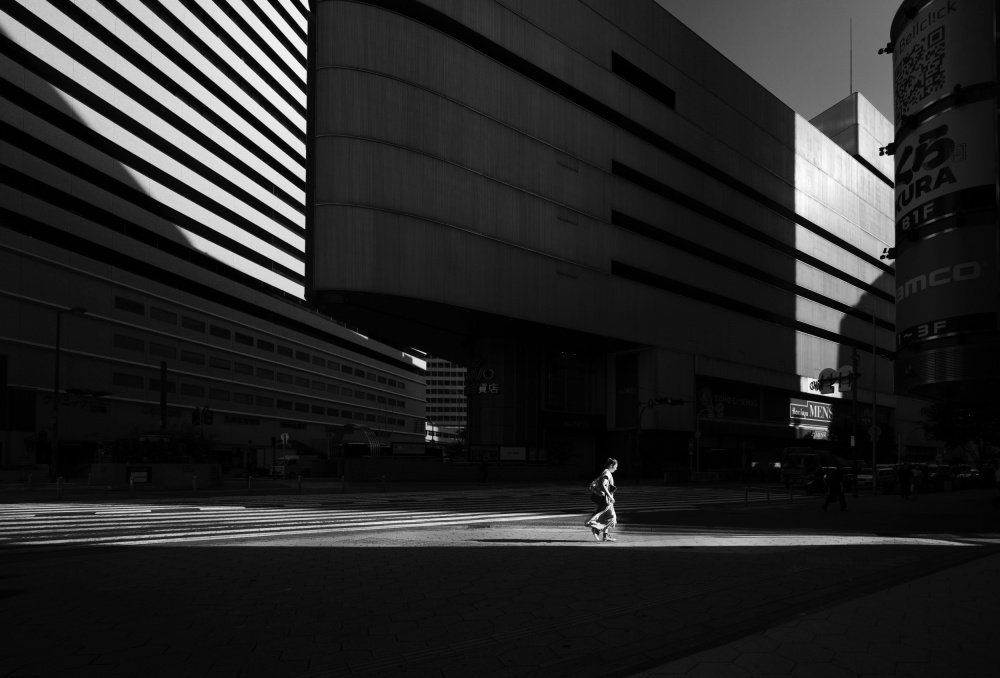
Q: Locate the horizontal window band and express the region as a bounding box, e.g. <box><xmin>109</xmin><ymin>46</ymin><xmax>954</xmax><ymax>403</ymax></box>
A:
<box><xmin>0</xmin><ymin>27</ymin><xmax>303</xmax><ymax>194</ymax></box>
<box><xmin>203</xmin><ymin>0</ymin><xmax>307</xmax><ymax>70</ymax></box>
<box><xmin>0</xmin><ymin>205</ymin><xmax>423</xmax><ymax>375</ymax></box>
<box><xmin>173</xmin><ymin>0</ymin><xmax>307</xmax><ymax>88</ymax></box>
<box><xmin>611</xmin><ymin>162</ymin><xmax>895</xmax><ymax>300</ymax></box>
<box><xmin>611</xmin><ymin>52</ymin><xmax>675</xmax><ymax>109</ymax></box>
<box><xmin>612</xmin><ymin>210</ymin><xmax>894</xmax><ymax>330</ymax></box>
<box><xmin>0</xmin><ymin>149</ymin><xmax>305</xmax><ymax>283</ymax></box>
<box><xmin>852</xmin><ymin>154</ymin><xmax>893</xmax><ymax>189</ymax></box>
<box><xmin>0</xmin><ymin>66</ymin><xmax>303</xmax><ymax>225</ymax></box>
<box><xmin>354</xmin><ymin>0</ymin><xmax>894</xmax><ymax>274</ymax></box>
<box><xmin>263</xmin><ymin>0</ymin><xmax>309</xmax><ymax>43</ymax></box>
<box><xmin>7</xmin><ymin>2</ymin><xmax>305</xmax><ymax>164</ymax></box>
<box><xmin>1</xmin><ymin>111</ymin><xmax>303</xmax><ymax>255</ymax></box>
<box><xmin>123</xmin><ymin>0</ymin><xmax>306</xmax><ymax>120</ymax></box>
<box><xmin>611</xmin><ymin>260</ymin><xmax>894</xmax><ymax>358</ymax></box>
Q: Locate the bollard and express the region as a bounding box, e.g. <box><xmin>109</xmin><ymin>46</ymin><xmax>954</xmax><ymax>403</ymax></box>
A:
<box><xmin>298</xmin><ymin>475</ymin><xmax>302</xmax><ymax>494</ymax></box>
<box><xmin>193</xmin><ymin>475</ymin><xmax>198</xmax><ymax>492</ymax></box>
<box><xmin>27</xmin><ymin>473</ymin><xmax>33</xmax><ymax>491</ymax></box>
<box><xmin>57</xmin><ymin>476</ymin><xmax>63</xmax><ymax>501</ymax></box>
<box><xmin>382</xmin><ymin>475</ymin><xmax>386</xmax><ymax>492</ymax></box>
<box><xmin>130</xmin><ymin>476</ymin><xmax>135</xmax><ymax>499</ymax></box>
<box><xmin>341</xmin><ymin>473</ymin><xmax>346</xmax><ymax>493</ymax></box>
<box><xmin>248</xmin><ymin>475</ymin><xmax>253</xmax><ymax>491</ymax></box>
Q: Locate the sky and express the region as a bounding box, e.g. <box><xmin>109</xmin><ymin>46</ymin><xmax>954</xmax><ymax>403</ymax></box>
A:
<box><xmin>655</xmin><ymin>0</ymin><xmax>899</xmax><ymax>122</ymax></box>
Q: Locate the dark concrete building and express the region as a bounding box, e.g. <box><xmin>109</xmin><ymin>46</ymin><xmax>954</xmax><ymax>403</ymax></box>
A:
<box><xmin>308</xmin><ymin>0</ymin><xmax>921</xmax><ymax>478</ymax></box>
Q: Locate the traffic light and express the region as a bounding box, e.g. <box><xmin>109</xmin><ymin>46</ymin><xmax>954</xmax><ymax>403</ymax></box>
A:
<box><xmin>203</xmin><ymin>408</ymin><xmax>213</xmax><ymax>425</ymax></box>
<box><xmin>647</xmin><ymin>397</ymin><xmax>685</xmax><ymax>407</ymax></box>
<box><xmin>192</xmin><ymin>408</ymin><xmax>200</xmax><ymax>425</ymax></box>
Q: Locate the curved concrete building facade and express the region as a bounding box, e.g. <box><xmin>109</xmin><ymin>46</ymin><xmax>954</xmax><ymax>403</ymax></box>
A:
<box><xmin>309</xmin><ymin>0</ymin><xmax>917</xmax><ymax>476</ymax></box>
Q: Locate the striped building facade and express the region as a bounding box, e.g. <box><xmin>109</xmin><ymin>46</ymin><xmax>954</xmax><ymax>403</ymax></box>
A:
<box><xmin>0</xmin><ymin>0</ymin><xmax>426</xmax><ymax>475</ymax></box>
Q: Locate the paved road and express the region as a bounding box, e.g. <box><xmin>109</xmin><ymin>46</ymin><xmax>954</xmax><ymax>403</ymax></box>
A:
<box><xmin>1</xmin><ymin>484</ymin><xmax>997</xmax><ymax>677</ymax></box>
<box><xmin>0</xmin><ymin>486</ymin><xmax>780</xmax><ymax>551</ymax></box>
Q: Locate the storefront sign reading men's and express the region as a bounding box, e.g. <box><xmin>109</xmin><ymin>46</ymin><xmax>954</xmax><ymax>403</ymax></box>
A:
<box><xmin>789</xmin><ymin>399</ymin><xmax>833</xmax><ymax>425</ymax></box>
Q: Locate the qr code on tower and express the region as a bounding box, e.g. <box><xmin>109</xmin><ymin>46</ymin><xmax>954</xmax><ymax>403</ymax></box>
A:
<box><xmin>895</xmin><ymin>26</ymin><xmax>946</xmax><ymax>117</ymax></box>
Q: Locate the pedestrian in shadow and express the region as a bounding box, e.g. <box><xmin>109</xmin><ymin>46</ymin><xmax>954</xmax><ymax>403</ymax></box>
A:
<box><xmin>898</xmin><ymin>463</ymin><xmax>912</xmax><ymax>500</ymax></box>
<box><xmin>911</xmin><ymin>465</ymin><xmax>923</xmax><ymax>499</ymax></box>
<box><xmin>821</xmin><ymin>464</ymin><xmax>847</xmax><ymax>512</ymax></box>
<box><xmin>585</xmin><ymin>458</ymin><xmax>619</xmax><ymax>541</ymax></box>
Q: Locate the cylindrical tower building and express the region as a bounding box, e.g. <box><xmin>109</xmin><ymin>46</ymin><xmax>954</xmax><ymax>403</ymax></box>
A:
<box><xmin>890</xmin><ymin>0</ymin><xmax>1000</xmax><ymax>403</ymax></box>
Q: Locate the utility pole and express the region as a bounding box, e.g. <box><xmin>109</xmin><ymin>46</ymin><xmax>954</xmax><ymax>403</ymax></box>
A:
<box><xmin>50</xmin><ymin>306</ymin><xmax>87</xmax><ymax>479</ymax></box>
<box><xmin>851</xmin><ymin>349</ymin><xmax>860</xmax><ymax>497</ymax></box>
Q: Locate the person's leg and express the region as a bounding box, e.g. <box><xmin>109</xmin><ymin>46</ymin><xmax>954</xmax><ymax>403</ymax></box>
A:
<box><xmin>601</xmin><ymin>505</ymin><xmax>617</xmax><ymax>541</ymax></box>
<box><xmin>586</xmin><ymin>496</ymin><xmax>607</xmax><ymax>528</ymax></box>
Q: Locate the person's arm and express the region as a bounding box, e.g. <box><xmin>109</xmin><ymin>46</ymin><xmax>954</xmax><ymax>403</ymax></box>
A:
<box><xmin>602</xmin><ymin>476</ymin><xmax>614</xmax><ymax>503</ymax></box>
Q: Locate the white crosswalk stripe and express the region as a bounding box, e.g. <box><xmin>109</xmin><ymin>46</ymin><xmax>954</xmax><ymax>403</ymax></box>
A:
<box><xmin>0</xmin><ymin>486</ymin><xmax>780</xmax><ymax>550</ymax></box>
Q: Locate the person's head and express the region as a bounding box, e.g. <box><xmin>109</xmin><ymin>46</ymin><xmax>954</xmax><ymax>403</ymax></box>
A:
<box><xmin>606</xmin><ymin>457</ymin><xmax>618</xmax><ymax>472</ymax></box>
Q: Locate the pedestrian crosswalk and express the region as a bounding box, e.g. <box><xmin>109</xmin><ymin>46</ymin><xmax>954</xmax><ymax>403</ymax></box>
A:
<box><xmin>0</xmin><ymin>486</ymin><xmax>779</xmax><ymax>551</ymax></box>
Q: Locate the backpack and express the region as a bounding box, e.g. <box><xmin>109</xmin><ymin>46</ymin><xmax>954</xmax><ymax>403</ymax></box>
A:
<box><xmin>589</xmin><ymin>471</ymin><xmax>607</xmax><ymax>495</ymax></box>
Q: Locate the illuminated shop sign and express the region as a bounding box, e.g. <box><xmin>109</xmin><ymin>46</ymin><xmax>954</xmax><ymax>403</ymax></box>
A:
<box><xmin>789</xmin><ymin>398</ymin><xmax>833</xmax><ymax>425</ymax></box>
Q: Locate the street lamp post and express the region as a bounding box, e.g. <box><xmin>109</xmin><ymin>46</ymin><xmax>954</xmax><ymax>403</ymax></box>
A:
<box><xmin>852</xmin><ymin>305</ymin><xmax>879</xmax><ymax>496</ymax></box>
<box><xmin>51</xmin><ymin>306</ymin><xmax>87</xmax><ymax>479</ymax></box>
<box><xmin>694</xmin><ymin>406</ymin><xmax>715</xmax><ymax>475</ymax></box>
<box><xmin>866</xmin><ymin>307</ymin><xmax>878</xmax><ymax>496</ymax></box>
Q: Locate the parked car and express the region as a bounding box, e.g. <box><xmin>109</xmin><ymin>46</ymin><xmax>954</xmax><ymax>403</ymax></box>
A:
<box><xmin>925</xmin><ymin>464</ymin><xmax>951</xmax><ymax>491</ymax></box>
<box><xmin>955</xmin><ymin>465</ymin><xmax>979</xmax><ymax>480</ymax></box>
<box><xmin>857</xmin><ymin>467</ymin><xmax>895</xmax><ymax>491</ymax></box>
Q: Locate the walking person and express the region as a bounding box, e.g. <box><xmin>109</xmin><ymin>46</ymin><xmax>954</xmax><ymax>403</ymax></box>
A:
<box><xmin>820</xmin><ymin>464</ymin><xmax>847</xmax><ymax>512</ymax></box>
<box><xmin>898</xmin><ymin>463</ymin><xmax>912</xmax><ymax>500</ymax></box>
<box><xmin>911</xmin><ymin>465</ymin><xmax>923</xmax><ymax>499</ymax></box>
<box><xmin>585</xmin><ymin>458</ymin><xmax>619</xmax><ymax>541</ymax></box>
